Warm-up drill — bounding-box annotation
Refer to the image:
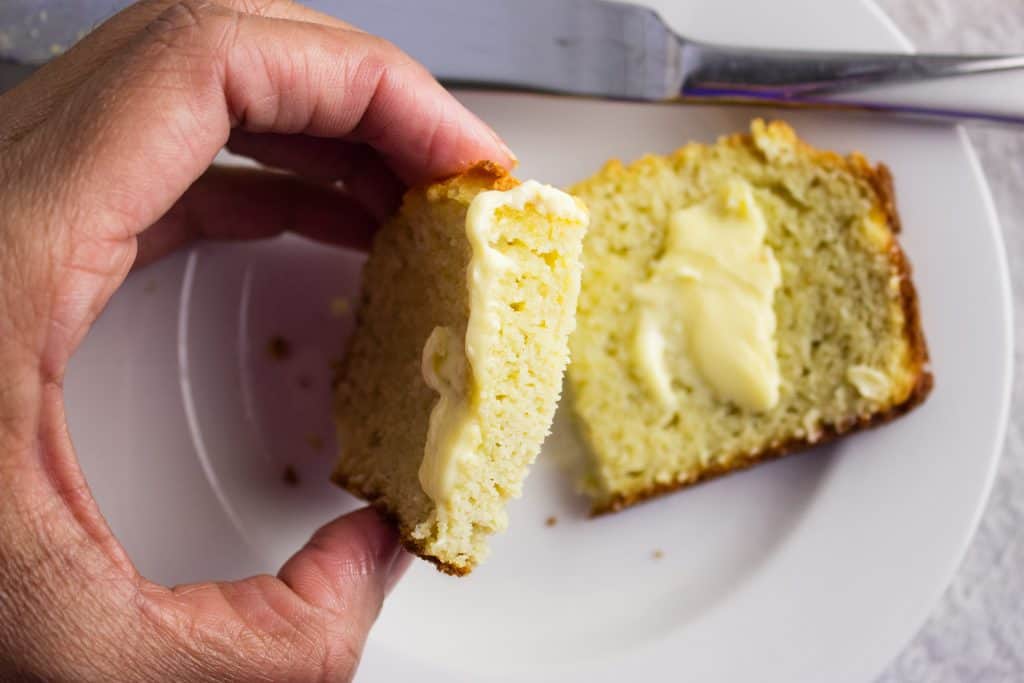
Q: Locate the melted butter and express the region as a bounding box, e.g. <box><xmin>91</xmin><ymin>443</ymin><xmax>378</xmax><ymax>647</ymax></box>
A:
<box><xmin>632</xmin><ymin>178</ymin><xmax>782</xmax><ymax>413</ymax></box>
<box><xmin>419</xmin><ymin>326</ymin><xmax>479</xmax><ymax>508</ymax></box>
<box><xmin>418</xmin><ymin>181</ymin><xmax>587</xmax><ymax>507</ymax></box>
<box><xmin>632</xmin><ymin>309</ymin><xmax>677</xmax><ymax>411</ymax></box>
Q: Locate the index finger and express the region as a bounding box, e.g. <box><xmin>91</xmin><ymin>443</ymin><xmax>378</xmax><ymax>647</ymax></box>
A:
<box><xmin>0</xmin><ymin>0</ymin><xmax>366</xmax><ymax>142</ymax></box>
<box><xmin>17</xmin><ymin>0</ymin><xmax>515</xmax><ymax>239</ymax></box>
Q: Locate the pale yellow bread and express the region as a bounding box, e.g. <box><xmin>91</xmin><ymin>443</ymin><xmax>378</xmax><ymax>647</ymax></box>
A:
<box><xmin>333</xmin><ymin>163</ymin><xmax>588</xmax><ymax>574</ymax></box>
<box><xmin>568</xmin><ymin>120</ymin><xmax>931</xmax><ymax>513</ymax></box>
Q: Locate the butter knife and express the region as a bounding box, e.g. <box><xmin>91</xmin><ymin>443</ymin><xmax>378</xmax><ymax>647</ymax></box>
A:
<box><xmin>2</xmin><ymin>0</ymin><xmax>1023</xmax><ymax>123</ymax></box>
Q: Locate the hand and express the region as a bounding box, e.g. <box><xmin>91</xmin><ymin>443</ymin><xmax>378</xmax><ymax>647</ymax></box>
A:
<box><xmin>0</xmin><ymin>1</ymin><xmax>515</xmax><ymax>680</ymax></box>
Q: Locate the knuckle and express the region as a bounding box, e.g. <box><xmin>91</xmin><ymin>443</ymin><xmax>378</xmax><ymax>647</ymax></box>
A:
<box><xmin>229</xmin><ymin>0</ymin><xmax>290</xmax><ymax>15</ymax></box>
<box><xmin>359</xmin><ymin>33</ymin><xmax>408</xmax><ymax>68</ymax></box>
<box><xmin>144</xmin><ymin>1</ymin><xmax>207</xmax><ymax>46</ymax></box>
<box><xmin>143</xmin><ymin>0</ymin><xmax>237</xmax><ymax>57</ymax></box>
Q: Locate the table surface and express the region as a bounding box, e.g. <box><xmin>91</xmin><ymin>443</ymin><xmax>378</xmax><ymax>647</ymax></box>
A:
<box><xmin>876</xmin><ymin>1</ymin><xmax>1024</xmax><ymax>680</ymax></box>
<box><xmin>2</xmin><ymin>0</ymin><xmax>1022</xmax><ymax>680</ymax></box>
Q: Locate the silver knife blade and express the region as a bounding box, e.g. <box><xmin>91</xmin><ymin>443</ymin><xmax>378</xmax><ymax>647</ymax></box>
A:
<box><xmin>308</xmin><ymin>0</ymin><xmax>680</xmax><ymax>100</ymax></box>
<box><xmin>0</xmin><ymin>0</ymin><xmax>680</xmax><ymax>99</ymax></box>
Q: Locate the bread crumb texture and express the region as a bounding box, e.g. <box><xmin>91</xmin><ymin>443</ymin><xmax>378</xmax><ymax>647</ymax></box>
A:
<box><xmin>333</xmin><ymin>163</ymin><xmax>588</xmax><ymax>574</ymax></box>
<box><xmin>568</xmin><ymin>119</ymin><xmax>931</xmax><ymax>513</ymax></box>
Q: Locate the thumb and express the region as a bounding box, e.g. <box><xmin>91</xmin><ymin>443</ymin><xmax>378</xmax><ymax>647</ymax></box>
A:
<box><xmin>144</xmin><ymin>507</ymin><xmax>412</xmax><ymax>682</ymax></box>
<box><xmin>279</xmin><ymin>507</ymin><xmax>411</xmax><ymax>620</ymax></box>
<box><xmin>277</xmin><ymin>507</ymin><xmax>412</xmax><ymax>668</ymax></box>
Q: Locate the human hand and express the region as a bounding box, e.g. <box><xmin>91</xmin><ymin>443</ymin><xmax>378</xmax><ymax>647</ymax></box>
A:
<box><xmin>0</xmin><ymin>1</ymin><xmax>514</xmax><ymax>680</ymax></box>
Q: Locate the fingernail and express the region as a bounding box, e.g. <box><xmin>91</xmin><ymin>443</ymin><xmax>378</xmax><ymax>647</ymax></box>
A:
<box><xmin>490</xmin><ymin>129</ymin><xmax>518</xmax><ymax>169</ymax></box>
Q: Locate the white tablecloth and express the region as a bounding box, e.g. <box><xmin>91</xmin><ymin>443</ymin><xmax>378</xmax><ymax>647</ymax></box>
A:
<box><xmin>876</xmin><ymin>0</ymin><xmax>1024</xmax><ymax>679</ymax></box>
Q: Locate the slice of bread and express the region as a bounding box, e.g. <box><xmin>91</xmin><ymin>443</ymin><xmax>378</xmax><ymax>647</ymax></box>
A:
<box><xmin>333</xmin><ymin>163</ymin><xmax>588</xmax><ymax>574</ymax></box>
<box><xmin>568</xmin><ymin>120</ymin><xmax>932</xmax><ymax>514</ymax></box>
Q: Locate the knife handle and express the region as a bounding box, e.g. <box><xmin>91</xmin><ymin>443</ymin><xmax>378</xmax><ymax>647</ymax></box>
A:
<box><xmin>680</xmin><ymin>44</ymin><xmax>1024</xmax><ymax>125</ymax></box>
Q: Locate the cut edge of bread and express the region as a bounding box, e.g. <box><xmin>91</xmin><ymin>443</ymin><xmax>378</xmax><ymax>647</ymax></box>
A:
<box><xmin>332</xmin><ymin>160</ymin><xmax>586</xmax><ymax>575</ymax></box>
<box><xmin>580</xmin><ymin>120</ymin><xmax>933</xmax><ymax>515</ymax></box>
<box><xmin>331</xmin><ymin>162</ymin><xmax>518</xmax><ymax>576</ymax></box>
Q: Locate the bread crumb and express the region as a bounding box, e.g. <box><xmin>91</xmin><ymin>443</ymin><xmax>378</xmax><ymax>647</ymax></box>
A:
<box><xmin>267</xmin><ymin>336</ymin><xmax>291</xmax><ymax>361</ymax></box>
<box><xmin>305</xmin><ymin>434</ymin><xmax>324</xmax><ymax>451</ymax></box>
<box><xmin>332</xmin><ymin>168</ymin><xmax>588</xmax><ymax>573</ymax></box>
<box><xmin>544</xmin><ymin>516</ymin><xmax>557</xmax><ymax>527</ymax></box>
<box><xmin>329</xmin><ymin>296</ymin><xmax>351</xmax><ymax>317</ymax></box>
<box><xmin>652</xmin><ymin>549</ymin><xmax>664</xmax><ymax>560</ymax></box>
<box><xmin>282</xmin><ymin>465</ymin><xmax>300</xmax><ymax>487</ymax></box>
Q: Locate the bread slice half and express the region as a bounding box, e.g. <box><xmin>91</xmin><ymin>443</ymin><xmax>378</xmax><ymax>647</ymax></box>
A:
<box><xmin>333</xmin><ymin>162</ymin><xmax>588</xmax><ymax>574</ymax></box>
<box><xmin>568</xmin><ymin>120</ymin><xmax>931</xmax><ymax>514</ymax></box>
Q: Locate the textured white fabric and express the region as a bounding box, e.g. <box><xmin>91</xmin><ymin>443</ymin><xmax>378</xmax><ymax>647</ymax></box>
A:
<box><xmin>876</xmin><ymin>1</ymin><xmax>1024</xmax><ymax>680</ymax></box>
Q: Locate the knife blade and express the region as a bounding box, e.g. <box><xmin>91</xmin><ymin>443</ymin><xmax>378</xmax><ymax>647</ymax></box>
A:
<box><xmin>312</xmin><ymin>0</ymin><xmax>681</xmax><ymax>100</ymax></box>
<box><xmin>0</xmin><ymin>0</ymin><xmax>677</xmax><ymax>99</ymax></box>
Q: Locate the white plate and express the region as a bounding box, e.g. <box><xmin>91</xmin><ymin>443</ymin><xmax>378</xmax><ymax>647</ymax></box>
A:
<box><xmin>66</xmin><ymin>0</ymin><xmax>1013</xmax><ymax>681</ymax></box>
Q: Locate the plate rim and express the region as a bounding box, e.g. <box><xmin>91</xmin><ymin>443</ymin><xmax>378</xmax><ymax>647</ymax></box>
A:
<box><xmin>858</xmin><ymin>0</ymin><xmax>1015</xmax><ymax>677</ymax></box>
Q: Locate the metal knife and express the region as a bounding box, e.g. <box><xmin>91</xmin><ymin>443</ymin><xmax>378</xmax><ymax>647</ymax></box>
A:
<box><xmin>3</xmin><ymin>0</ymin><xmax>1023</xmax><ymax>124</ymax></box>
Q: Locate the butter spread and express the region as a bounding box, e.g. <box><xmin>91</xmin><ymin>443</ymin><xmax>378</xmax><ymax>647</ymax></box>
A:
<box><xmin>420</xmin><ymin>326</ymin><xmax>479</xmax><ymax>506</ymax></box>
<box><xmin>418</xmin><ymin>181</ymin><xmax>587</xmax><ymax>507</ymax></box>
<box><xmin>632</xmin><ymin>178</ymin><xmax>782</xmax><ymax>413</ymax></box>
<box><xmin>846</xmin><ymin>364</ymin><xmax>891</xmax><ymax>402</ymax></box>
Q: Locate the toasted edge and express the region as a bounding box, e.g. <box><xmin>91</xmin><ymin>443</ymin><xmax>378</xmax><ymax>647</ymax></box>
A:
<box><xmin>586</xmin><ymin>123</ymin><xmax>933</xmax><ymax>515</ymax></box>
<box><xmin>439</xmin><ymin>159</ymin><xmax>519</xmax><ymax>193</ymax></box>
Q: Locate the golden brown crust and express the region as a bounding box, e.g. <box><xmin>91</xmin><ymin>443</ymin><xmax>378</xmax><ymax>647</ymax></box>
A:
<box><xmin>428</xmin><ymin>160</ymin><xmax>520</xmax><ymax>198</ymax></box>
<box><xmin>590</xmin><ymin>121</ymin><xmax>933</xmax><ymax>515</ymax></box>
<box><xmin>451</xmin><ymin>160</ymin><xmax>519</xmax><ymax>191</ymax></box>
<box><xmin>867</xmin><ymin>162</ymin><xmax>903</xmax><ymax>234</ymax></box>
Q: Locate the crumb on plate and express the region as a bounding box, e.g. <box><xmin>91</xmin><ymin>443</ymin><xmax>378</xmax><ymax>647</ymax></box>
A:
<box><xmin>268</xmin><ymin>336</ymin><xmax>291</xmax><ymax>361</ymax></box>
